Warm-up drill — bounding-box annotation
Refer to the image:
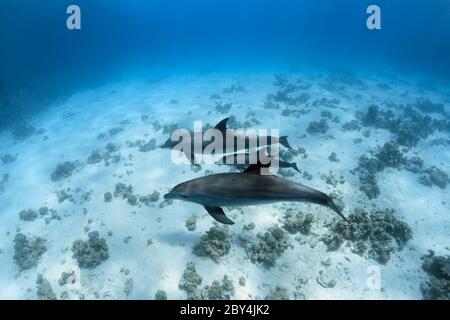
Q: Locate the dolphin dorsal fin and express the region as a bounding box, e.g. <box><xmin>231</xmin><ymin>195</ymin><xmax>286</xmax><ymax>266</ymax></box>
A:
<box><xmin>242</xmin><ymin>161</ymin><xmax>271</xmax><ymax>175</ymax></box>
<box><xmin>214</xmin><ymin>117</ymin><xmax>229</xmax><ymax>133</ymax></box>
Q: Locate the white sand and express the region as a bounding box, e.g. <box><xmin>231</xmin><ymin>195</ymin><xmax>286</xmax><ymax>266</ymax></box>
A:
<box><xmin>0</xmin><ymin>71</ymin><xmax>449</xmax><ymax>299</ymax></box>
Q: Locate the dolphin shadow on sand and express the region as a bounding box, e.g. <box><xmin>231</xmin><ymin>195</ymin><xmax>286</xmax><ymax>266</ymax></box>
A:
<box><xmin>156</xmin><ymin>230</ymin><xmax>200</xmax><ymax>247</ymax></box>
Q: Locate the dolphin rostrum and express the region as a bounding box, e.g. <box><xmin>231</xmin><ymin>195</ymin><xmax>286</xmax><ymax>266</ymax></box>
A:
<box><xmin>164</xmin><ymin>162</ymin><xmax>348</xmax><ymax>225</ymax></box>
<box><xmin>161</xmin><ymin>117</ymin><xmax>293</xmax><ymax>165</ymax></box>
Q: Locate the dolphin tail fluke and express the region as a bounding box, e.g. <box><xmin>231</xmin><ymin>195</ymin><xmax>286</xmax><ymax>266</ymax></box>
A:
<box><xmin>279</xmin><ymin>136</ymin><xmax>293</xmax><ymax>149</ymax></box>
<box><xmin>326</xmin><ymin>197</ymin><xmax>349</xmax><ymax>223</ymax></box>
<box><xmin>290</xmin><ymin>162</ymin><xmax>301</xmax><ymax>173</ymax></box>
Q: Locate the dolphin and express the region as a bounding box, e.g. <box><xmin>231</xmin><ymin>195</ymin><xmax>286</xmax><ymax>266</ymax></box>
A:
<box><xmin>164</xmin><ymin>162</ymin><xmax>348</xmax><ymax>225</ymax></box>
<box><xmin>160</xmin><ymin>117</ymin><xmax>293</xmax><ymax>165</ymax></box>
<box><xmin>215</xmin><ymin>147</ymin><xmax>300</xmax><ymax>173</ymax></box>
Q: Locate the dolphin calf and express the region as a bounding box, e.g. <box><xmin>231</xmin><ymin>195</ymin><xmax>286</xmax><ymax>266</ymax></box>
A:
<box><xmin>164</xmin><ymin>162</ymin><xmax>348</xmax><ymax>225</ymax></box>
<box><xmin>161</xmin><ymin>117</ymin><xmax>293</xmax><ymax>165</ymax></box>
<box><xmin>215</xmin><ymin>147</ymin><xmax>300</xmax><ymax>173</ymax></box>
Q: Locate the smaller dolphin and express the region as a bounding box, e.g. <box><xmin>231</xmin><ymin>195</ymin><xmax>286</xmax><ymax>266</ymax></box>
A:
<box><xmin>164</xmin><ymin>162</ymin><xmax>348</xmax><ymax>225</ymax></box>
<box><xmin>160</xmin><ymin>117</ymin><xmax>293</xmax><ymax>165</ymax></box>
<box><xmin>215</xmin><ymin>147</ymin><xmax>300</xmax><ymax>173</ymax></box>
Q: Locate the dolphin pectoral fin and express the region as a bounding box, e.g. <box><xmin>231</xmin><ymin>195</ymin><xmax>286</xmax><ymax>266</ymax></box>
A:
<box><xmin>214</xmin><ymin>117</ymin><xmax>229</xmax><ymax>133</ymax></box>
<box><xmin>243</xmin><ymin>164</ymin><xmax>262</xmax><ymax>174</ymax></box>
<box><xmin>204</xmin><ymin>206</ymin><xmax>234</xmax><ymax>225</ymax></box>
<box><xmin>291</xmin><ymin>162</ymin><xmax>301</xmax><ymax>173</ymax></box>
<box><xmin>243</xmin><ymin>161</ymin><xmax>271</xmax><ymax>175</ymax></box>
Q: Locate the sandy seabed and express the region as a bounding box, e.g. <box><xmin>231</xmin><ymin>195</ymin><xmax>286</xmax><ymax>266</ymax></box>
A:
<box><xmin>0</xmin><ymin>71</ymin><xmax>449</xmax><ymax>300</ymax></box>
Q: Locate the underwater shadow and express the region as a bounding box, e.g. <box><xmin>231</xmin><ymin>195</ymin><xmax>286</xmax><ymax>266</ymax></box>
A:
<box><xmin>155</xmin><ymin>230</ymin><xmax>199</xmax><ymax>247</ymax></box>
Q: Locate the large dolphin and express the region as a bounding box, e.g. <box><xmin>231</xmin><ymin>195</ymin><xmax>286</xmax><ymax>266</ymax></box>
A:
<box><xmin>164</xmin><ymin>162</ymin><xmax>348</xmax><ymax>225</ymax></box>
<box><xmin>160</xmin><ymin>117</ymin><xmax>293</xmax><ymax>165</ymax></box>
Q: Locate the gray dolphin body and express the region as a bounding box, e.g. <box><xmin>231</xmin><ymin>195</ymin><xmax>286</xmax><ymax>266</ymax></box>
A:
<box><xmin>160</xmin><ymin>117</ymin><xmax>293</xmax><ymax>165</ymax></box>
<box><xmin>164</xmin><ymin>164</ymin><xmax>348</xmax><ymax>225</ymax></box>
<box><xmin>216</xmin><ymin>149</ymin><xmax>300</xmax><ymax>173</ymax></box>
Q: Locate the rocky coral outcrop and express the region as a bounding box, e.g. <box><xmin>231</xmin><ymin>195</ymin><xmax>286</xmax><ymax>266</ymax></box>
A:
<box><xmin>17</xmin><ymin>206</ymin><xmax>60</xmax><ymax>224</ymax></box>
<box><xmin>11</xmin><ymin>123</ymin><xmax>37</xmax><ymax>141</ymax></box>
<box><xmin>375</xmin><ymin>141</ymin><xmax>405</xmax><ymax>168</ymax></box>
<box><xmin>104</xmin><ymin>192</ymin><xmax>113</xmax><ymax>202</ymax></box>
<box><xmin>265</xmin><ymin>286</ymin><xmax>290</xmax><ymax>300</ymax></box>
<box><xmin>111</xmin><ymin>183</ymin><xmax>160</xmax><ymax>207</ymax></box>
<box><xmin>179</xmin><ymin>261</ymin><xmax>203</xmax><ymax>299</ymax></box>
<box><xmin>355</xmin><ymin>140</ymin><xmax>448</xmax><ymax>199</ymax></box>
<box><xmin>1</xmin><ymin>154</ymin><xmax>17</xmax><ymax>164</ymax></box>
<box><xmin>58</xmin><ymin>270</ymin><xmax>76</xmax><ymax>286</ymax></box>
<box><xmin>51</xmin><ymin>161</ymin><xmax>80</xmax><ymax>181</ymax></box>
<box><xmin>87</xmin><ymin>143</ymin><xmax>122</xmax><ymax>165</ymax></box>
<box><xmin>205</xmin><ymin>275</ymin><xmax>235</xmax><ymax>300</ymax></box>
<box><xmin>279</xmin><ymin>147</ymin><xmax>308</xmax><ymax>162</ymax></box>
<box><xmin>242</xmin><ymin>226</ymin><xmax>290</xmax><ymax>268</ymax></box>
<box><xmin>18</xmin><ymin>209</ymin><xmax>38</xmax><ymax>221</ymax></box>
<box><xmin>13</xmin><ymin>233</ymin><xmax>47</xmax><ymax>271</ymax></box>
<box><xmin>341</xmin><ymin>120</ymin><xmax>361</xmax><ymax>131</ymax></box>
<box><xmin>323</xmin><ymin>208</ymin><xmax>412</xmax><ymax>264</ymax></box>
<box><xmin>404</xmin><ymin>156</ymin><xmax>424</xmax><ymax>174</ymax></box>
<box><xmin>328</xmin><ymin>152</ymin><xmax>339</xmax><ymax>162</ymax></box>
<box><xmin>355</xmin><ymin>154</ymin><xmax>383</xmax><ymax>199</ymax></box>
<box><xmin>193</xmin><ymin>227</ymin><xmax>230</xmax><ymax>262</ymax></box>
<box><xmin>414</xmin><ymin>98</ymin><xmax>446</xmax><ymax>114</ymax></box>
<box><xmin>359</xmin><ymin>103</ymin><xmax>448</xmax><ymax>147</ymax></box>
<box><xmin>113</xmin><ymin>183</ymin><xmax>138</xmax><ymax>206</ymax></box>
<box><xmin>355</xmin><ymin>141</ymin><xmax>431</xmax><ymax>199</ymax></box>
<box><xmin>71</xmin><ymin>231</ymin><xmax>109</xmax><ymax>269</ymax></box>
<box><xmin>282</xmin><ymin>211</ymin><xmax>314</xmax><ymax>235</ymax></box>
<box><xmin>0</xmin><ymin>173</ymin><xmax>9</xmax><ymax>193</ymax></box>
<box><xmin>123</xmin><ymin>278</ymin><xmax>134</xmax><ymax>297</ymax></box>
<box><xmin>418</xmin><ymin>166</ymin><xmax>448</xmax><ymax>189</ymax></box>
<box><xmin>36</xmin><ymin>274</ymin><xmax>57</xmax><ymax>300</ymax></box>
<box><xmin>139</xmin><ymin>191</ymin><xmax>160</xmax><ymax>206</ymax></box>
<box><xmin>108</xmin><ymin>127</ymin><xmax>123</xmax><ymax>136</ymax></box>
<box><xmin>137</xmin><ymin>139</ymin><xmax>156</xmax><ymax>152</ymax></box>
<box><xmin>215</xmin><ymin>102</ymin><xmax>232</xmax><ymax>114</ymax></box>
<box><xmin>154</xmin><ymin>290</ymin><xmax>167</xmax><ymax>300</ymax></box>
<box><xmin>420</xmin><ymin>251</ymin><xmax>450</xmax><ymax>300</ymax></box>
<box><xmin>267</xmin><ymin>77</ymin><xmax>311</xmax><ymax>106</ymax></box>
<box><xmin>306</xmin><ymin>119</ymin><xmax>329</xmax><ymax>135</ymax></box>
<box><xmin>178</xmin><ymin>261</ymin><xmax>235</xmax><ymax>300</ymax></box>
<box><xmin>223</xmin><ymin>84</ymin><xmax>245</xmax><ymax>94</ymax></box>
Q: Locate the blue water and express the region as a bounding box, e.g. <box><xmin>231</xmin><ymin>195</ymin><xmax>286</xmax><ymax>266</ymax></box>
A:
<box><xmin>0</xmin><ymin>1</ymin><xmax>450</xmax><ymax>300</ymax></box>
<box><xmin>1</xmin><ymin>1</ymin><xmax>450</xmax><ymax>128</ymax></box>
